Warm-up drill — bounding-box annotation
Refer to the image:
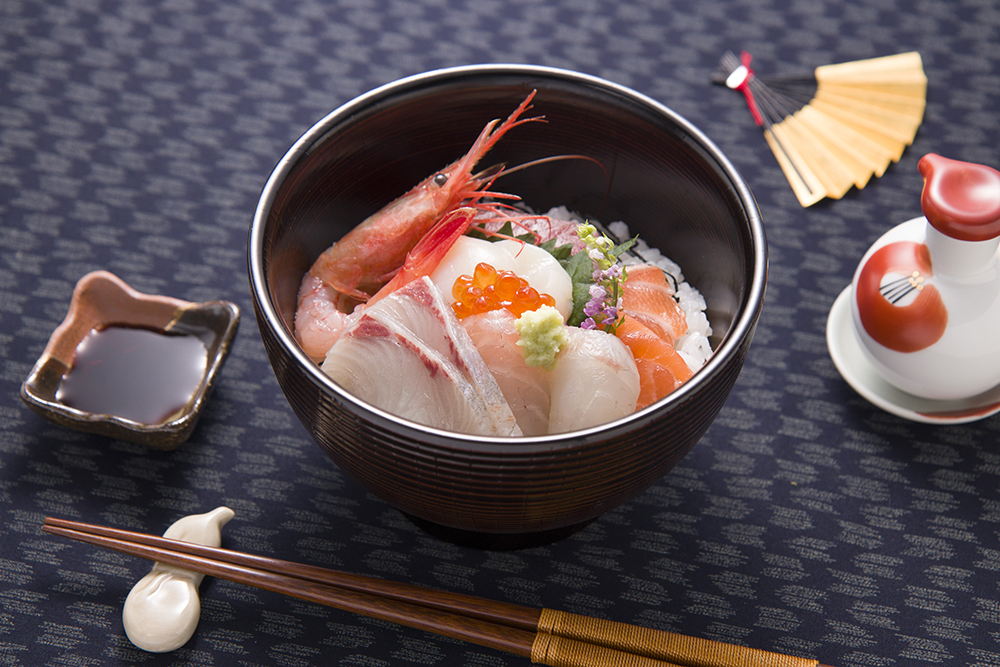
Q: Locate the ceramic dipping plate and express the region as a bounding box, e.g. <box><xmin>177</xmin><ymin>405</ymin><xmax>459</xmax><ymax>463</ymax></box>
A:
<box><xmin>20</xmin><ymin>271</ymin><xmax>240</xmax><ymax>449</ymax></box>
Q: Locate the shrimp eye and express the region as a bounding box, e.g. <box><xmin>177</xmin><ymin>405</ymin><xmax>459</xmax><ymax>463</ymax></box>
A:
<box><xmin>433</xmin><ymin>173</ymin><xmax>448</xmax><ymax>187</ymax></box>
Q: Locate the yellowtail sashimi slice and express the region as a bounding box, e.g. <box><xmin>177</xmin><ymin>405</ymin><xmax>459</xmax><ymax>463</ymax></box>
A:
<box><xmin>322</xmin><ymin>277</ymin><xmax>521</xmax><ymax>436</ymax></box>
<box><xmin>369</xmin><ymin>277</ymin><xmax>520</xmax><ymax>435</ymax></box>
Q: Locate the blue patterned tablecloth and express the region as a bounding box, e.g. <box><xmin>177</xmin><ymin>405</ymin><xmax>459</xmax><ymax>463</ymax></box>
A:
<box><xmin>3</xmin><ymin>1</ymin><xmax>1000</xmax><ymax>665</ymax></box>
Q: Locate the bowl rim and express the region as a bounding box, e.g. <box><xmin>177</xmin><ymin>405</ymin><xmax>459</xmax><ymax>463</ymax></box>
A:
<box><xmin>248</xmin><ymin>63</ymin><xmax>766</xmax><ymax>449</ymax></box>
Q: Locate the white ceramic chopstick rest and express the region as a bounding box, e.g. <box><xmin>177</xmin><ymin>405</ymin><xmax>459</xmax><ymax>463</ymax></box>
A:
<box><xmin>121</xmin><ymin>507</ymin><xmax>235</xmax><ymax>652</ymax></box>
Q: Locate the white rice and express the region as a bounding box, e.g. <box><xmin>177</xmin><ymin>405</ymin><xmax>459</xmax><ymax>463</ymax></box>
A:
<box><xmin>549</xmin><ymin>210</ymin><xmax>714</xmax><ymax>373</ymax></box>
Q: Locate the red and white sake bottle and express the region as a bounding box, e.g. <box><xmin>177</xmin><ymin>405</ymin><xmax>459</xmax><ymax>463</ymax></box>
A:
<box><xmin>850</xmin><ymin>153</ymin><xmax>1000</xmax><ymax>400</ymax></box>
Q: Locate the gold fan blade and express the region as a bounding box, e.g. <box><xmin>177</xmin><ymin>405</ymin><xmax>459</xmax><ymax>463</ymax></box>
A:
<box><xmin>816</xmin><ymin>84</ymin><xmax>927</xmax><ymax>116</ymax></box>
<box><xmin>812</xmin><ymin>90</ymin><xmax>923</xmax><ymax>142</ymax></box>
<box><xmin>815</xmin><ymin>83</ymin><xmax>926</xmax><ymax>121</ymax></box>
<box><xmin>794</xmin><ymin>106</ymin><xmax>881</xmax><ymax>187</ymax></box>
<box><xmin>763</xmin><ymin>128</ymin><xmax>827</xmax><ymax>207</ymax></box>
<box><xmin>773</xmin><ymin>115</ymin><xmax>857</xmax><ymax>199</ymax></box>
<box><xmin>814</xmin><ymin>52</ymin><xmax>925</xmax><ymax>83</ymax></box>
<box><xmin>809</xmin><ymin>98</ymin><xmax>912</xmax><ymax>160</ymax></box>
<box><xmin>795</xmin><ymin>104</ymin><xmax>896</xmax><ymax>178</ymax></box>
<box><xmin>818</xmin><ymin>81</ymin><xmax>927</xmax><ymax>101</ymax></box>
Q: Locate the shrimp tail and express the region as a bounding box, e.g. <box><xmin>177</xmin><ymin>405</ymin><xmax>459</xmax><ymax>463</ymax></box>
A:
<box><xmin>294</xmin><ymin>274</ymin><xmax>364</xmax><ymax>362</ymax></box>
<box><xmin>369</xmin><ymin>207</ymin><xmax>478</xmax><ymax>305</ymax></box>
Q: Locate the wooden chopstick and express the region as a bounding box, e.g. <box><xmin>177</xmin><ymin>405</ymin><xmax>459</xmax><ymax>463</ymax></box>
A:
<box><xmin>43</xmin><ymin>520</ymin><xmax>537</xmax><ymax>658</ymax></box>
<box><xmin>43</xmin><ymin>516</ymin><xmax>539</xmax><ymax>629</ymax></box>
<box><xmin>42</xmin><ymin>517</ymin><xmax>827</xmax><ymax>667</ymax></box>
<box><xmin>42</xmin><ymin>519</ymin><xmax>677</xmax><ymax>667</ymax></box>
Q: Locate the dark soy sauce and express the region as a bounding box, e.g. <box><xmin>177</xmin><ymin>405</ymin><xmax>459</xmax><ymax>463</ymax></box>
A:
<box><xmin>56</xmin><ymin>325</ymin><xmax>209</xmax><ymax>424</ymax></box>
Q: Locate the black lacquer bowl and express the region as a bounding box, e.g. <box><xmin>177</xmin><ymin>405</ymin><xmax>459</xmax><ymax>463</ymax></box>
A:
<box><xmin>248</xmin><ymin>65</ymin><xmax>767</xmax><ymax>548</ymax></box>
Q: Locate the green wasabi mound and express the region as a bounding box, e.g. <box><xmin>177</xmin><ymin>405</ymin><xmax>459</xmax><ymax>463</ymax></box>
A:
<box><xmin>516</xmin><ymin>305</ymin><xmax>569</xmax><ymax>371</ymax></box>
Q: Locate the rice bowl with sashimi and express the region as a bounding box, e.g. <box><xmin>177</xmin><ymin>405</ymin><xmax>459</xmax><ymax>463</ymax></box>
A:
<box><xmin>290</xmin><ymin>91</ymin><xmax>716</xmax><ymax>438</ymax></box>
<box><xmin>304</xmin><ymin>201</ymin><xmax>714</xmax><ymax>437</ymax></box>
<box><xmin>249</xmin><ymin>64</ymin><xmax>766</xmax><ymax>543</ymax></box>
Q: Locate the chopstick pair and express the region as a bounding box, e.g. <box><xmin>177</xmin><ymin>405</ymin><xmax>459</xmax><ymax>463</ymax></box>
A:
<box><xmin>42</xmin><ymin>517</ymin><xmax>827</xmax><ymax>667</ymax></box>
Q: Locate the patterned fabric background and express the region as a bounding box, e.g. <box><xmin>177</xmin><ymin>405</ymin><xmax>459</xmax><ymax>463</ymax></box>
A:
<box><xmin>3</xmin><ymin>0</ymin><xmax>1000</xmax><ymax>665</ymax></box>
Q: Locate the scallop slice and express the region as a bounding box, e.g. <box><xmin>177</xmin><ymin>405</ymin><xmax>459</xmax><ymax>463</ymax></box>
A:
<box><xmin>122</xmin><ymin>507</ymin><xmax>235</xmax><ymax>652</ymax></box>
<box><xmin>430</xmin><ymin>235</ymin><xmax>573</xmax><ymax>320</ymax></box>
<box><xmin>322</xmin><ymin>277</ymin><xmax>521</xmax><ymax>436</ymax></box>
<box><xmin>548</xmin><ymin>327</ymin><xmax>640</xmax><ymax>434</ymax></box>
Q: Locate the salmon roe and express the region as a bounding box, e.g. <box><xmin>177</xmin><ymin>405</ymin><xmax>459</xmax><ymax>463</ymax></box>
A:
<box><xmin>452</xmin><ymin>262</ymin><xmax>556</xmax><ymax>319</ymax></box>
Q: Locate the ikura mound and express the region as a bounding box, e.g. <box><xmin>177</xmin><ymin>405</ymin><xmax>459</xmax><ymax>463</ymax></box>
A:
<box><xmin>248</xmin><ymin>65</ymin><xmax>766</xmax><ymax>544</ymax></box>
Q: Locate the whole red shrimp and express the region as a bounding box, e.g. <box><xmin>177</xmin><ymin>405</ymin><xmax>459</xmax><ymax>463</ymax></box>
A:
<box><xmin>295</xmin><ymin>92</ymin><xmax>541</xmax><ymax>362</ymax></box>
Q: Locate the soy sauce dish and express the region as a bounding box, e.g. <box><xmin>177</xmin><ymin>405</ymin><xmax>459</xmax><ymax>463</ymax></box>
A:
<box><xmin>21</xmin><ymin>271</ymin><xmax>240</xmax><ymax>450</ymax></box>
<box><xmin>248</xmin><ymin>65</ymin><xmax>767</xmax><ymax>547</ymax></box>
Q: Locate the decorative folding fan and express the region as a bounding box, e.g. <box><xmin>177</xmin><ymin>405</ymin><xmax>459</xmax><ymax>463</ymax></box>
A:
<box><xmin>714</xmin><ymin>51</ymin><xmax>927</xmax><ymax>207</ymax></box>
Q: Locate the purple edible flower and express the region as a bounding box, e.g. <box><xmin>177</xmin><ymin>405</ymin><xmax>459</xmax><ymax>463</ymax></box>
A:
<box><xmin>576</xmin><ymin>223</ymin><xmax>632</xmax><ymax>334</ymax></box>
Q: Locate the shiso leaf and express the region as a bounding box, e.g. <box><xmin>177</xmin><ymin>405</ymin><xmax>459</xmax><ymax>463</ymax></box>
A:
<box><xmin>538</xmin><ymin>237</ymin><xmax>574</xmax><ymax>261</ymax></box>
<box><xmin>555</xmin><ymin>250</ymin><xmax>595</xmax><ymax>327</ymax></box>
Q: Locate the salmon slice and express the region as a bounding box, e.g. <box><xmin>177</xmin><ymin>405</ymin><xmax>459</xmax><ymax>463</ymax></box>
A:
<box><xmin>615</xmin><ymin>316</ymin><xmax>694</xmax><ymax>409</ymax></box>
<box><xmin>622</xmin><ymin>264</ymin><xmax>687</xmax><ymax>342</ymax></box>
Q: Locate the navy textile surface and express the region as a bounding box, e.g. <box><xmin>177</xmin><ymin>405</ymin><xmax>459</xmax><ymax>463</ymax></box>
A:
<box><xmin>3</xmin><ymin>0</ymin><xmax>1000</xmax><ymax>665</ymax></box>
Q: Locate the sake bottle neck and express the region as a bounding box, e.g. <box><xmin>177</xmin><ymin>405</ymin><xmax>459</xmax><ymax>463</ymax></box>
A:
<box><xmin>925</xmin><ymin>221</ymin><xmax>1000</xmax><ymax>277</ymax></box>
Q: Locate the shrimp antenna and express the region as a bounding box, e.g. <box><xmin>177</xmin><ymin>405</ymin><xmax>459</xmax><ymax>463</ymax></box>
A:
<box><xmin>447</xmin><ymin>90</ymin><xmax>544</xmax><ymax>184</ymax></box>
<box><xmin>491</xmin><ymin>154</ymin><xmax>607</xmax><ymax>180</ymax></box>
<box><xmin>493</xmin><ymin>154</ymin><xmax>612</xmax><ymax>217</ymax></box>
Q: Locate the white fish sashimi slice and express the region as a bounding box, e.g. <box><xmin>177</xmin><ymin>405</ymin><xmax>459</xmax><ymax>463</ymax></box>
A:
<box><xmin>369</xmin><ymin>276</ymin><xmax>460</xmax><ymax>356</ymax></box>
<box><xmin>322</xmin><ymin>277</ymin><xmax>522</xmax><ymax>436</ymax></box>
<box><xmin>322</xmin><ymin>315</ymin><xmax>504</xmax><ymax>436</ymax></box>
<box><xmin>462</xmin><ymin>310</ymin><xmax>551</xmax><ymax>437</ymax></box>
<box><xmin>368</xmin><ymin>277</ymin><xmax>521</xmax><ymax>436</ymax></box>
<box><xmin>548</xmin><ymin>327</ymin><xmax>640</xmax><ymax>434</ymax></box>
